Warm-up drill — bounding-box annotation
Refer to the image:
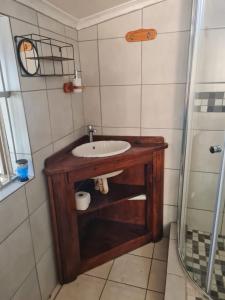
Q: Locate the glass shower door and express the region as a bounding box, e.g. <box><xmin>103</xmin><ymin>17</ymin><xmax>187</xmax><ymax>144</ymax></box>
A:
<box><xmin>178</xmin><ymin>0</ymin><xmax>225</xmax><ymax>298</ymax></box>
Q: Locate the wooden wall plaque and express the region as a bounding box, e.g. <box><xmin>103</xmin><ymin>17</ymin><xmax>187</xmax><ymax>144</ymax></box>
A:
<box><xmin>126</xmin><ymin>28</ymin><xmax>157</xmax><ymax>42</ymax></box>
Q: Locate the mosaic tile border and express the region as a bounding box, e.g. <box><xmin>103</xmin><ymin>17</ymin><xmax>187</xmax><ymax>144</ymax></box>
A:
<box><xmin>185</xmin><ymin>229</ymin><xmax>225</xmax><ymax>300</ymax></box>
<box><xmin>194</xmin><ymin>92</ymin><xmax>225</xmax><ymax>113</ymax></box>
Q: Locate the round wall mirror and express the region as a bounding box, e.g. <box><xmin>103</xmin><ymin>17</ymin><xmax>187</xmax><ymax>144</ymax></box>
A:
<box><xmin>17</xmin><ymin>38</ymin><xmax>40</xmax><ymax>76</ymax></box>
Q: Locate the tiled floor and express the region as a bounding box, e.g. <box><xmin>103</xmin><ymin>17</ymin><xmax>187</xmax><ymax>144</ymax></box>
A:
<box><xmin>185</xmin><ymin>228</ymin><xmax>225</xmax><ymax>300</ymax></box>
<box><xmin>55</xmin><ymin>238</ymin><xmax>169</xmax><ymax>300</ymax></box>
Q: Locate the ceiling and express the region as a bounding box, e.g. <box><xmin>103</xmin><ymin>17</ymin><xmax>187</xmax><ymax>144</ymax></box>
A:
<box><xmin>47</xmin><ymin>0</ymin><xmax>130</xmax><ymax>19</ymax></box>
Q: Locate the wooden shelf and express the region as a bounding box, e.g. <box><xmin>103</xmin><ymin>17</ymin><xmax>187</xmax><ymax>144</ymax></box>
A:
<box><xmin>76</xmin><ymin>182</ymin><xmax>145</xmax><ymax>215</ymax></box>
<box><xmin>80</xmin><ymin>218</ymin><xmax>148</xmax><ymax>261</ymax></box>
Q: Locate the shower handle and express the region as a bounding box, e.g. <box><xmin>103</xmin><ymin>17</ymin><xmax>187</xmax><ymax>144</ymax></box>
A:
<box><xmin>209</xmin><ymin>145</ymin><xmax>223</xmax><ymax>154</ymax></box>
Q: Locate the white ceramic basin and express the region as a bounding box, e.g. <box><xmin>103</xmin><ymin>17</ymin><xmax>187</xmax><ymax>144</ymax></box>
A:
<box><xmin>72</xmin><ymin>140</ymin><xmax>131</xmax><ymax>180</ymax></box>
<box><xmin>72</xmin><ymin>140</ymin><xmax>131</xmax><ymax>158</ymax></box>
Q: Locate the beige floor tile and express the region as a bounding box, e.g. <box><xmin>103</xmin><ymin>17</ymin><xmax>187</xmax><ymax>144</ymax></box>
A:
<box><xmin>130</xmin><ymin>243</ymin><xmax>154</xmax><ymax>258</ymax></box>
<box><xmin>108</xmin><ymin>254</ymin><xmax>151</xmax><ymax>288</ymax></box>
<box><xmin>101</xmin><ymin>281</ymin><xmax>146</xmax><ymax>300</ymax></box>
<box><xmin>148</xmin><ymin>260</ymin><xmax>167</xmax><ymax>293</ymax></box>
<box><xmin>85</xmin><ymin>260</ymin><xmax>113</xmax><ymax>279</ymax></box>
<box><xmin>56</xmin><ymin>274</ymin><xmax>105</xmax><ymax>300</ymax></box>
<box><xmin>153</xmin><ymin>238</ymin><xmax>169</xmax><ymax>261</ymax></box>
<box><xmin>146</xmin><ymin>290</ymin><xmax>164</xmax><ymax>300</ymax></box>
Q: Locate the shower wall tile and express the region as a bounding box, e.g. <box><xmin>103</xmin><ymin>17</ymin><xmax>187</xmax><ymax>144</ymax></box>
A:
<box><xmin>99</xmin><ymin>38</ymin><xmax>141</xmax><ymax>85</ymax></box>
<box><xmin>79</xmin><ymin>41</ymin><xmax>99</xmax><ymax>86</ymax></box>
<box><xmin>197</xmin><ymin>29</ymin><xmax>225</xmax><ymax>83</ymax></box>
<box><xmin>12</xmin><ymin>268</ymin><xmax>41</xmax><ymax>300</ymax></box>
<box><xmin>98</xmin><ymin>10</ymin><xmax>141</xmax><ymax>39</ymax></box>
<box><xmin>23</xmin><ymin>90</ymin><xmax>52</xmax><ymax>152</ymax></box>
<box><xmin>141</xmin><ymin>84</ymin><xmax>185</xmax><ymax>129</ymax></box>
<box><xmin>142</xmin><ymin>31</ymin><xmax>189</xmax><ymax>84</ymax></box>
<box><xmin>187</xmin><ymin>171</ymin><xmax>218</xmax><ymax>212</ymax></box>
<box><xmin>101</xmin><ymin>85</ymin><xmax>141</xmax><ymax>127</ymax></box>
<box><xmin>141</xmin><ymin>128</ymin><xmax>182</xmax><ymax>170</ymax></box>
<box><xmin>192</xmin><ymin>112</ymin><xmax>225</xmax><ymax>131</ymax></box>
<box><xmin>0</xmin><ymin>187</ymin><xmax>28</xmax><ymax>243</ymax></box>
<box><xmin>191</xmin><ymin>130</ymin><xmax>224</xmax><ymax>173</ymax></box>
<box><xmin>187</xmin><ymin>209</ymin><xmax>215</xmax><ymax>233</ymax></box>
<box><xmin>78</xmin><ymin>25</ymin><xmax>97</xmax><ymax>41</ymax></box>
<box><xmin>143</xmin><ymin>0</ymin><xmax>192</xmax><ymax>33</ymax></box>
<box><xmin>83</xmin><ymin>87</ymin><xmax>101</xmax><ymax>126</ymax></box>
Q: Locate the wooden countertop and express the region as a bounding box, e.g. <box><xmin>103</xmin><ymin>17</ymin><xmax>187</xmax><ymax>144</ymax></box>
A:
<box><xmin>45</xmin><ymin>135</ymin><xmax>168</xmax><ymax>180</ymax></box>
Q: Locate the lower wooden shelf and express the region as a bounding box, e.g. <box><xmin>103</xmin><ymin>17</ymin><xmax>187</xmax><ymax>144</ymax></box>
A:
<box><xmin>79</xmin><ymin>218</ymin><xmax>149</xmax><ymax>263</ymax></box>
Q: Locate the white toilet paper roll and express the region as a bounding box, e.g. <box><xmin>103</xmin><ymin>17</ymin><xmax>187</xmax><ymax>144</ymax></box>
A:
<box><xmin>75</xmin><ymin>191</ymin><xmax>91</xmax><ymax>210</ymax></box>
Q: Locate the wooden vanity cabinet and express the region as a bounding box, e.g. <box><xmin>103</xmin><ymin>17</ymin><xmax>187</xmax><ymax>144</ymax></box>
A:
<box><xmin>45</xmin><ymin>135</ymin><xmax>168</xmax><ymax>284</ymax></box>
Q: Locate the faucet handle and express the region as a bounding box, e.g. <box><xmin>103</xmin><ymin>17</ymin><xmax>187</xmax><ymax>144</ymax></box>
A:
<box><xmin>87</xmin><ymin>124</ymin><xmax>96</xmax><ymax>132</ymax></box>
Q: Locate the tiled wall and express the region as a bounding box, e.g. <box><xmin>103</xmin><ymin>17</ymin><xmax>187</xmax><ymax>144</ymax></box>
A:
<box><xmin>0</xmin><ymin>0</ymin><xmax>85</xmax><ymax>299</ymax></box>
<box><xmin>78</xmin><ymin>0</ymin><xmax>192</xmax><ymax>234</ymax></box>
<box><xmin>187</xmin><ymin>0</ymin><xmax>225</xmax><ymax>235</ymax></box>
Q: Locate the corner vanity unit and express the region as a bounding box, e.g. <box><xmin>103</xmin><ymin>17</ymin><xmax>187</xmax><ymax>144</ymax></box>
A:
<box><xmin>44</xmin><ymin>135</ymin><xmax>168</xmax><ymax>284</ymax></box>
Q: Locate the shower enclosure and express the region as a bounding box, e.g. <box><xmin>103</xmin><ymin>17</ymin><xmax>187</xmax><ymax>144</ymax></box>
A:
<box><xmin>178</xmin><ymin>0</ymin><xmax>225</xmax><ymax>299</ymax></box>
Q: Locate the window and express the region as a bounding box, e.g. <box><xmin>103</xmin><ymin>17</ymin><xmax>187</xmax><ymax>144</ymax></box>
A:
<box><xmin>0</xmin><ymin>15</ymin><xmax>33</xmax><ymax>198</ymax></box>
<box><xmin>0</xmin><ymin>62</ymin><xmax>16</xmax><ymax>187</ymax></box>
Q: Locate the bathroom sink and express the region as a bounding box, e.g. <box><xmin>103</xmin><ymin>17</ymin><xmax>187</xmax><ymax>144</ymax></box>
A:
<box><xmin>72</xmin><ymin>140</ymin><xmax>131</xmax><ymax>158</ymax></box>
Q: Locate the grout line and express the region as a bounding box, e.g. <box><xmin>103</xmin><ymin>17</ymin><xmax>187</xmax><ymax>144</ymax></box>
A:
<box><xmin>99</xmin><ymin>260</ymin><xmax>115</xmax><ymax>299</ymax></box>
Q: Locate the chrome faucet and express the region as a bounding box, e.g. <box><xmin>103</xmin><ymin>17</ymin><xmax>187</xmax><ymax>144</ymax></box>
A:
<box><xmin>87</xmin><ymin>125</ymin><xmax>96</xmax><ymax>142</ymax></box>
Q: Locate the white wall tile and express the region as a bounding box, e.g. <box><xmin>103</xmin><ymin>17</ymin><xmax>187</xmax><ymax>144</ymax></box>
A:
<box><xmin>163</xmin><ymin>205</ymin><xmax>177</xmax><ymax>236</ymax></box>
<box><xmin>99</xmin><ymin>38</ymin><xmax>141</xmax><ymax>85</ymax></box>
<box><xmin>12</xmin><ymin>269</ymin><xmax>41</xmax><ymax>300</ymax></box>
<box><xmin>53</xmin><ymin>132</ymin><xmax>75</xmax><ymax>153</ymax></box>
<box><xmin>187</xmin><ymin>208</ymin><xmax>215</xmax><ymax>233</ymax></box>
<box><xmin>78</xmin><ymin>25</ymin><xmax>97</xmax><ymax>41</ymax></box>
<box><xmin>197</xmin><ymin>29</ymin><xmax>225</xmax><ymax>83</ymax></box>
<box><xmin>98</xmin><ymin>10</ymin><xmax>142</xmax><ymax>39</ymax></box>
<box><xmin>26</xmin><ymin>145</ymin><xmax>53</xmax><ymax>214</ymax></box>
<box><xmin>164</xmin><ymin>169</ymin><xmax>179</xmax><ymax>206</ymax></box>
<box><xmin>0</xmin><ymin>220</ymin><xmax>35</xmax><ymax>299</ymax></box>
<box><xmin>102</xmin><ymin>127</ymin><xmax>140</xmax><ymax>136</ymax></box>
<box><xmin>48</xmin><ymin>89</ymin><xmax>73</xmax><ymax>141</ymax></box>
<box><xmin>187</xmin><ymin>171</ymin><xmax>219</xmax><ymax>211</ymax></box>
<box><xmin>37</xmin><ymin>13</ymin><xmax>65</xmax><ymax>35</ymax></box>
<box><xmin>204</xmin><ymin>0</ymin><xmax>225</xmax><ymax>29</ymax></box>
<box><xmin>101</xmin><ymin>85</ymin><xmax>141</xmax><ymax>127</ymax></box>
<box><xmin>71</xmin><ymin>93</ymin><xmax>84</xmax><ymax>130</ymax></box>
<box><xmin>142</xmin><ymin>84</ymin><xmax>185</xmax><ymax>129</ymax></box>
<box><xmin>143</xmin><ymin>0</ymin><xmax>192</xmax><ymax>33</ymax></box>
<box><xmin>36</xmin><ymin>246</ymin><xmax>57</xmax><ymax>300</ymax></box>
<box><xmin>79</xmin><ymin>41</ymin><xmax>99</xmax><ymax>86</ymax></box>
<box><xmin>142</xmin><ymin>32</ymin><xmax>189</xmax><ymax>84</ymax></box>
<box><xmin>142</xmin><ymin>128</ymin><xmax>182</xmax><ymax>169</ymax></box>
<box><xmin>0</xmin><ymin>188</ymin><xmax>28</xmax><ymax>243</ymax></box>
<box><xmin>23</xmin><ymin>91</ymin><xmax>52</xmax><ymax>152</ymax></box>
<box><xmin>65</xmin><ymin>26</ymin><xmax>77</xmax><ymax>41</ymax></box>
<box><xmin>191</xmin><ymin>130</ymin><xmax>224</xmax><ymax>173</ymax></box>
<box><xmin>0</xmin><ymin>0</ymin><xmax>38</xmax><ymax>25</ymax></box>
<box><xmin>30</xmin><ymin>202</ymin><xmax>53</xmax><ymax>262</ymax></box>
<box><xmin>221</xmin><ymin>214</ymin><xmax>225</xmax><ymax>236</ymax></box>
<box><xmin>83</xmin><ymin>87</ymin><xmax>101</xmax><ymax>126</ymax></box>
